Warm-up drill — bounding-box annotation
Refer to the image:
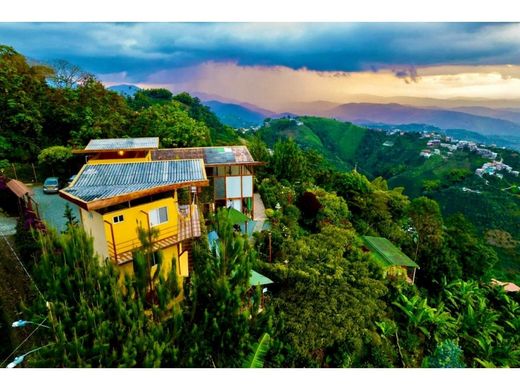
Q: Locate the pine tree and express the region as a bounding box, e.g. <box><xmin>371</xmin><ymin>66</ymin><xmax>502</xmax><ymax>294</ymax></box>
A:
<box><xmin>180</xmin><ymin>208</ymin><xmax>271</xmax><ymax>367</ymax></box>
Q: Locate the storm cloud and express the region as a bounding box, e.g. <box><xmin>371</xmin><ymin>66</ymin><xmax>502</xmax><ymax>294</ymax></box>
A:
<box><xmin>1</xmin><ymin>22</ymin><xmax>520</xmax><ymax>82</ymax></box>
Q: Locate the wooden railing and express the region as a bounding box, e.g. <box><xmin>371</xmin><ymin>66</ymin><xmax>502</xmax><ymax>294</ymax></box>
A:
<box><xmin>106</xmin><ymin>204</ymin><xmax>201</xmax><ymax>264</ymax></box>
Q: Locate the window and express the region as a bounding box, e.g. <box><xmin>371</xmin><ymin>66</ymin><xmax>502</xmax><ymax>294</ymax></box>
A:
<box><xmin>113</xmin><ymin>215</ymin><xmax>124</xmax><ymax>224</ymax></box>
<box><xmin>214</xmin><ymin>177</ymin><xmax>226</xmax><ymax>199</ymax></box>
<box><xmin>149</xmin><ymin>206</ymin><xmax>168</xmax><ymax>227</ymax></box>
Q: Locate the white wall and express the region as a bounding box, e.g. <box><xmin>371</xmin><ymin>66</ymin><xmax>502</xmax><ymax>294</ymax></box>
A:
<box><xmin>226</xmin><ymin>176</ymin><xmax>242</xmax><ymax>198</ymax></box>
<box><xmin>80</xmin><ymin>209</ymin><xmax>109</xmax><ymax>263</ymax></box>
<box><xmin>242</xmin><ymin>175</ymin><xmax>253</xmax><ymax>198</ymax></box>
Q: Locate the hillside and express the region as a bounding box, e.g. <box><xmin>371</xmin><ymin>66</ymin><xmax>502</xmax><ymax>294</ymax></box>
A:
<box><xmin>204</xmin><ymin>100</ymin><xmax>266</xmax><ymax>128</ymax></box>
<box><xmin>257</xmin><ymin>116</ymin><xmax>520</xmax><ymax>282</ymax></box>
<box><xmin>327</xmin><ymin>103</ymin><xmax>520</xmax><ymax>137</ymax></box>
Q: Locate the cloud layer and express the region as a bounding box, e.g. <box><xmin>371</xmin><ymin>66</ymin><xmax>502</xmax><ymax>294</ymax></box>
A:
<box><xmin>2</xmin><ymin>23</ymin><xmax>520</xmax><ymax>76</ymax></box>
<box><xmin>2</xmin><ymin>23</ymin><xmax>520</xmax><ymax>108</ymax></box>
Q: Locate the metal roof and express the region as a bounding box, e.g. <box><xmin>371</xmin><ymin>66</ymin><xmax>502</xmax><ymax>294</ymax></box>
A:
<box><xmin>84</xmin><ymin>137</ymin><xmax>159</xmax><ymax>151</ymax></box>
<box><xmin>362</xmin><ymin>236</ymin><xmax>419</xmax><ymax>268</ymax></box>
<box><xmin>6</xmin><ymin>180</ymin><xmax>34</xmax><ymax>198</ymax></box>
<box><xmin>250</xmin><ymin>270</ymin><xmax>274</xmax><ymax>286</ymax></box>
<box><xmin>152</xmin><ymin>146</ymin><xmax>260</xmax><ymax>165</ymax></box>
<box><xmin>60</xmin><ymin>159</ymin><xmax>207</xmax><ymax>209</ymax></box>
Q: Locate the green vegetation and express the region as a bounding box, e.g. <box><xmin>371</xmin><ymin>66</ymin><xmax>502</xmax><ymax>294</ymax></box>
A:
<box><xmin>2</xmin><ymin>45</ymin><xmax>520</xmax><ymax>368</ymax></box>
<box><xmin>0</xmin><ymin>45</ymin><xmax>239</xmax><ymax>173</ymax></box>
<box><xmin>257</xmin><ymin>116</ymin><xmax>520</xmax><ymax>283</ymax></box>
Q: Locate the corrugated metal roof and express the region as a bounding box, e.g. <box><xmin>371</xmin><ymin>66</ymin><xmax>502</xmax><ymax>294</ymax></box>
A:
<box><xmin>6</xmin><ymin>180</ymin><xmax>34</xmax><ymax>198</ymax></box>
<box><xmin>61</xmin><ymin>159</ymin><xmax>206</xmax><ymax>205</ymax></box>
<box><xmin>152</xmin><ymin>146</ymin><xmax>258</xmax><ymax>165</ymax></box>
<box><xmin>84</xmin><ymin>137</ymin><xmax>159</xmax><ymax>151</ymax></box>
<box><xmin>362</xmin><ymin>236</ymin><xmax>419</xmax><ymax>268</ymax></box>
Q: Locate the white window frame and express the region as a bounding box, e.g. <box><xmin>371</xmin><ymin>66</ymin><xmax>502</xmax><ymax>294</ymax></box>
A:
<box><xmin>113</xmin><ymin>215</ymin><xmax>124</xmax><ymax>224</ymax></box>
<box><xmin>149</xmin><ymin>206</ymin><xmax>168</xmax><ymax>227</ymax></box>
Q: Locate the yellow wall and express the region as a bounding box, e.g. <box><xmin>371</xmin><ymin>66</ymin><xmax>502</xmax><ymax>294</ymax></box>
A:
<box><xmin>102</xmin><ymin>195</ymin><xmax>179</xmax><ymax>258</ymax></box>
<box><xmin>78</xmin><ymin>191</ymin><xmax>191</xmax><ymax>281</ymax></box>
<box><xmin>87</xmin><ymin>151</ymin><xmax>152</xmax><ymax>165</ymax></box>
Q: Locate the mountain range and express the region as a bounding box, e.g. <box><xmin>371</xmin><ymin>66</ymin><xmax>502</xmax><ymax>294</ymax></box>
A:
<box><xmin>106</xmin><ymin>84</ymin><xmax>520</xmax><ymax>139</ymax></box>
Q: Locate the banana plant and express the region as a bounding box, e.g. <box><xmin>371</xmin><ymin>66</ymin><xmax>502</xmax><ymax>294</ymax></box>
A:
<box><xmin>243</xmin><ymin>333</ymin><xmax>271</xmax><ymax>368</ymax></box>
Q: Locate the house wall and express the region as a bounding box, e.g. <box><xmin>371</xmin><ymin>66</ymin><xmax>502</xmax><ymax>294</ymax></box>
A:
<box><xmin>87</xmin><ymin>151</ymin><xmax>152</xmax><ymax>165</ymax></box>
<box><xmin>102</xmin><ymin>195</ymin><xmax>180</xmax><ymax>259</ymax></box>
<box><xmin>80</xmin><ymin>208</ymin><xmax>109</xmax><ymax>263</ymax></box>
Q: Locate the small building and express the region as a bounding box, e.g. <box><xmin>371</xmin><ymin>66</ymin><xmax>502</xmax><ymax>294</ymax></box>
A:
<box><xmin>420</xmin><ymin>150</ymin><xmax>432</xmax><ymax>158</ymax></box>
<box><xmin>362</xmin><ymin>236</ymin><xmax>419</xmax><ymax>284</ymax></box>
<box><xmin>60</xmin><ymin>159</ymin><xmax>208</xmax><ymax>279</ymax></box>
<box><xmin>152</xmin><ymin>146</ymin><xmax>264</xmax><ymax>219</ymax></box>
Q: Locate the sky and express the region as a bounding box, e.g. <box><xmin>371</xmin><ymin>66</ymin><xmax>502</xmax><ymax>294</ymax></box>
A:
<box><xmin>1</xmin><ymin>22</ymin><xmax>520</xmax><ymax>111</ymax></box>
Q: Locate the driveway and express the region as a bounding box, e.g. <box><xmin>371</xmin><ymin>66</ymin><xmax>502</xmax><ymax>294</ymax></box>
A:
<box><xmin>32</xmin><ymin>186</ymin><xmax>80</xmax><ymax>232</ymax></box>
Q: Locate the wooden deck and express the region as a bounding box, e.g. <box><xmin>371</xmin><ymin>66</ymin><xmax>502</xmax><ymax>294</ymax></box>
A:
<box><xmin>108</xmin><ymin>205</ymin><xmax>201</xmax><ymax>265</ymax></box>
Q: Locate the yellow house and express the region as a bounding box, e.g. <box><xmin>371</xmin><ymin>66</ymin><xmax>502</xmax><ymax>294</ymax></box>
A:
<box><xmin>60</xmin><ymin>144</ymin><xmax>208</xmax><ymax>281</ymax></box>
<box><xmin>62</xmin><ymin>137</ymin><xmax>264</xmax><ymax>284</ymax></box>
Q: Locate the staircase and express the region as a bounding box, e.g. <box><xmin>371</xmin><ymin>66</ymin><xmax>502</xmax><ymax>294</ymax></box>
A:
<box><xmin>183</xmin><ymin>239</ymin><xmax>195</xmax><ymax>273</ymax></box>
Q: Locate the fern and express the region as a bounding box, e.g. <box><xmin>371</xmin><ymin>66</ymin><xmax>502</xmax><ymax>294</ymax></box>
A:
<box><xmin>243</xmin><ymin>333</ymin><xmax>271</xmax><ymax>368</ymax></box>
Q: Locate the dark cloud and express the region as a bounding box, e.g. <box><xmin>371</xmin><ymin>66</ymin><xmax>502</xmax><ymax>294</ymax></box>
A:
<box><xmin>0</xmin><ymin>22</ymin><xmax>519</xmax><ymax>82</ymax></box>
<box><xmin>393</xmin><ymin>66</ymin><xmax>419</xmax><ymax>83</ymax></box>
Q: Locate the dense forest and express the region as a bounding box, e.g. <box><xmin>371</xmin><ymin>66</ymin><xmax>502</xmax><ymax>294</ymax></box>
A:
<box><xmin>1</xmin><ymin>45</ymin><xmax>520</xmax><ymax>368</ymax></box>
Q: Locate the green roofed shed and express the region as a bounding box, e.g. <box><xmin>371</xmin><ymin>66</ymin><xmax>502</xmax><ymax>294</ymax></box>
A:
<box><xmin>227</xmin><ymin>207</ymin><xmax>249</xmax><ymax>225</ymax></box>
<box><xmin>362</xmin><ymin>236</ymin><xmax>419</xmax><ymax>268</ymax></box>
<box><xmin>249</xmin><ymin>270</ymin><xmax>274</xmax><ymax>287</ymax></box>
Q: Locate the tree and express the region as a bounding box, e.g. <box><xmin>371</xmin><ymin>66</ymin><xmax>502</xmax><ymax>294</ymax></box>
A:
<box><xmin>131</xmin><ymin>101</ymin><xmax>211</xmax><ymax>147</ymax></box>
<box><xmin>47</xmin><ymin>60</ymin><xmax>92</xmax><ymax>89</ymax></box>
<box><xmin>127</xmin><ymin>88</ymin><xmax>173</xmax><ymax>110</ymax></box>
<box><xmin>27</xmin><ymin>226</ymin><xmax>183</xmax><ymax>367</ymax></box>
<box><xmin>69</xmin><ymin>76</ymin><xmax>132</xmax><ymax>146</ymax></box>
<box><xmin>264</xmin><ymin>225</ymin><xmax>388</xmax><ymax>367</ymax></box>
<box><xmin>37</xmin><ymin>145</ymin><xmax>73</xmax><ymax>178</ymax></box>
<box><xmin>173</xmin><ymin>92</ymin><xmax>239</xmax><ymax>144</ymax></box>
<box><xmin>271</xmin><ymin>139</ymin><xmax>308</xmax><ymax>184</ymax></box>
<box><xmin>423</xmin><ymin>340</ymin><xmax>466</xmax><ymax>368</ymax></box>
<box><xmin>0</xmin><ymin>45</ymin><xmax>53</xmax><ymax>160</ymax></box>
<box><xmin>445</xmin><ymin>214</ymin><xmax>498</xmax><ymax>280</ymax></box>
<box><xmin>180</xmin><ymin>208</ymin><xmax>270</xmax><ymax>367</ymax></box>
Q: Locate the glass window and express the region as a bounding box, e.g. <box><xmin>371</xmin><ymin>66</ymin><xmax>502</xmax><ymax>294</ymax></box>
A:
<box><xmin>214</xmin><ymin>177</ymin><xmax>225</xmax><ymax>199</ymax></box>
<box><xmin>230</xmin><ymin>165</ymin><xmax>241</xmax><ymax>175</ymax></box>
<box><xmin>113</xmin><ymin>215</ymin><xmax>124</xmax><ymax>224</ymax></box>
<box><xmin>216</xmin><ymin>166</ymin><xmax>226</xmax><ymax>176</ymax></box>
<box><xmin>149</xmin><ymin>206</ymin><xmax>168</xmax><ymax>227</ymax></box>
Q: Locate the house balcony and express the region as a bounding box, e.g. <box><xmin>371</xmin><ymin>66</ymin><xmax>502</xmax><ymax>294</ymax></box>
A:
<box><xmin>106</xmin><ymin>204</ymin><xmax>201</xmax><ymax>265</ymax></box>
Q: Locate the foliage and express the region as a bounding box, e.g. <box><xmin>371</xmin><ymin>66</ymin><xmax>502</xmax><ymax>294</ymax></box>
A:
<box><xmin>262</xmin><ymin>225</ymin><xmax>388</xmax><ymax>367</ymax></box>
<box><xmin>173</xmin><ymin>92</ymin><xmax>239</xmax><ymax>144</ymax></box>
<box><xmin>423</xmin><ymin>339</ymin><xmax>466</xmax><ymax>368</ymax></box>
<box><xmin>0</xmin><ymin>45</ymin><xmax>52</xmax><ymax>160</ymax></box>
<box><xmin>131</xmin><ymin>101</ymin><xmax>211</xmax><ymax>147</ymax></box>
<box><xmin>244</xmin><ymin>333</ymin><xmax>271</xmax><ymax>368</ymax></box>
<box><xmin>180</xmin><ymin>208</ymin><xmax>270</xmax><ymax>367</ymax></box>
<box><xmin>37</xmin><ymin>145</ymin><xmax>73</xmax><ymax>179</ymax></box>
<box><xmin>127</xmin><ymin>88</ymin><xmax>173</xmax><ymax>110</ymax></box>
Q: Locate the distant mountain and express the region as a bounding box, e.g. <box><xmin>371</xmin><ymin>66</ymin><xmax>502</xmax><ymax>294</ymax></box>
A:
<box><xmin>107</xmin><ymin>84</ymin><xmax>141</xmax><ymax>97</ymax></box>
<box><xmin>204</xmin><ymin>100</ymin><xmax>268</xmax><ymax>128</ymax></box>
<box><xmin>448</xmin><ymin>106</ymin><xmax>520</xmax><ymax>125</ymax></box>
<box><xmin>326</xmin><ymin>103</ymin><xmax>520</xmax><ymax>137</ymax></box>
